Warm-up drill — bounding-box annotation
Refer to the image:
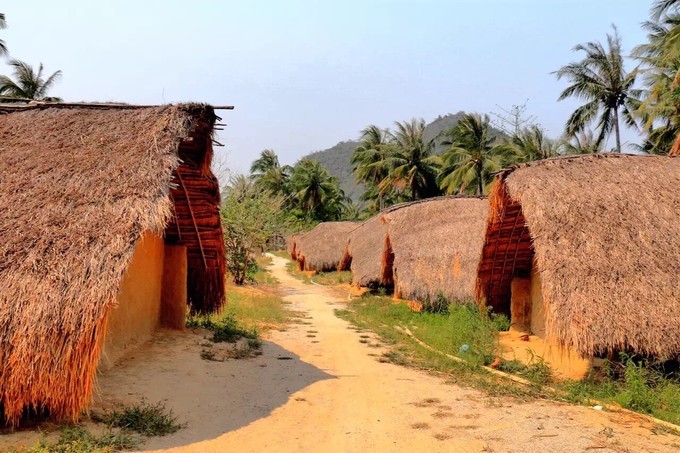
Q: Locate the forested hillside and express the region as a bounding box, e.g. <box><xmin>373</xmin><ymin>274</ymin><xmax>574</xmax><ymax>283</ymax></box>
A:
<box><xmin>306</xmin><ymin>112</ymin><xmax>497</xmax><ymax>201</ymax></box>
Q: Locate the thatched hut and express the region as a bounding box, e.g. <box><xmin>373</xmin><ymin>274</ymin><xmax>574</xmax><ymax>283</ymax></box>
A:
<box><xmin>344</xmin><ymin>214</ymin><xmax>391</xmax><ymax>288</ymax></box>
<box><xmin>346</xmin><ymin>197</ymin><xmax>488</xmax><ymax>303</ymax></box>
<box><xmin>476</xmin><ymin>154</ymin><xmax>680</xmax><ymax>361</ymax></box>
<box><xmin>296</xmin><ymin>222</ymin><xmax>358</xmax><ymax>272</ymax></box>
<box><xmin>0</xmin><ymin>102</ymin><xmax>228</xmax><ymax>424</ymax></box>
<box><xmin>389</xmin><ymin>198</ymin><xmax>488</xmax><ymax>302</ymax></box>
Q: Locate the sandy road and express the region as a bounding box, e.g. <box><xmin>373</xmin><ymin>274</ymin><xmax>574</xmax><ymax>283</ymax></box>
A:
<box><xmin>94</xmin><ymin>255</ymin><xmax>676</xmax><ymax>452</ymax></box>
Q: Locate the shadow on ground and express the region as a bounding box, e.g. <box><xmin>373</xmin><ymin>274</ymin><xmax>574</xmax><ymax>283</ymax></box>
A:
<box><xmin>91</xmin><ymin>330</ymin><xmax>334</xmax><ymax>451</ymax></box>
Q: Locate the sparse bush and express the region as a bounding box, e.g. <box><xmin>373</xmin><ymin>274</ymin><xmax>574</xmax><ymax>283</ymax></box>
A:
<box><xmin>104</xmin><ymin>401</ymin><xmax>184</xmax><ymax>437</ymax></box>
<box><xmin>31</xmin><ymin>426</ymin><xmax>139</xmax><ymax>452</ymax></box>
<box><xmin>186</xmin><ymin>313</ymin><xmax>258</xmax><ymax>343</ymax></box>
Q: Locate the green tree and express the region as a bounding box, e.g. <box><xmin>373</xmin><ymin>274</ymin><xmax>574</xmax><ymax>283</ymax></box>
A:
<box><xmin>225</xmin><ymin>174</ymin><xmax>257</xmax><ymax>202</ymax></box>
<box><xmin>250</xmin><ymin>149</ymin><xmax>292</xmax><ymax>195</ymax></box>
<box><xmin>288</xmin><ymin>158</ymin><xmax>347</xmax><ymax>222</ymax></box>
<box><xmin>382</xmin><ymin>119</ymin><xmax>441</xmax><ymax>200</ymax></box>
<box><xmin>438</xmin><ymin>113</ymin><xmax>508</xmax><ymax>196</ymax></box>
<box><xmin>221</xmin><ymin>187</ymin><xmax>289</xmax><ymax>285</ymax></box>
<box><xmin>554</xmin><ymin>27</ymin><xmax>640</xmax><ymax>153</ymax></box>
<box><xmin>0</xmin><ymin>59</ymin><xmax>63</xmax><ymax>101</ymax></box>
<box><xmin>634</xmin><ymin>3</ymin><xmax>680</xmax><ymax>154</ymax></box>
<box><xmin>350</xmin><ymin>125</ymin><xmax>394</xmax><ymax>211</ymax></box>
<box><xmin>0</xmin><ymin>13</ymin><xmax>8</xmax><ymax>57</ymax></box>
<box><xmin>562</xmin><ymin>130</ymin><xmax>605</xmax><ymax>154</ymax></box>
<box><xmin>504</xmin><ymin>125</ymin><xmax>561</xmax><ymax>162</ymax></box>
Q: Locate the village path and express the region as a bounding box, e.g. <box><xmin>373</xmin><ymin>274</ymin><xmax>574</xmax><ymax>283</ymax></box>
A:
<box><xmin>139</xmin><ymin>254</ymin><xmax>676</xmax><ymax>453</ymax></box>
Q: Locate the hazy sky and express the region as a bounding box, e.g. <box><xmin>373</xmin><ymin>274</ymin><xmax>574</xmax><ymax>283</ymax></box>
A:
<box><xmin>2</xmin><ymin>1</ymin><xmax>651</xmax><ymax>173</ymax></box>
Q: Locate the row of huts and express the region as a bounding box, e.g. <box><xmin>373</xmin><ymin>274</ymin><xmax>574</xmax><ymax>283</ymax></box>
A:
<box><xmin>288</xmin><ymin>154</ymin><xmax>680</xmax><ymax>379</ymax></box>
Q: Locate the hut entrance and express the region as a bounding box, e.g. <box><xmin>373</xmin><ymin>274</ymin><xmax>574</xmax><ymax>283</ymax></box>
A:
<box><xmin>508</xmin><ymin>252</ymin><xmax>545</xmax><ymax>336</ymax></box>
<box><xmin>381</xmin><ymin>234</ymin><xmax>395</xmax><ymax>289</ymax></box>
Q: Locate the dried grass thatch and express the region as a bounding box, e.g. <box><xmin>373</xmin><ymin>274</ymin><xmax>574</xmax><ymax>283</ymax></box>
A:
<box><xmin>389</xmin><ymin>197</ymin><xmax>488</xmax><ymax>302</ymax></box>
<box><xmin>287</xmin><ymin>234</ymin><xmax>303</xmax><ymax>261</ymax></box>
<box><xmin>347</xmin><ymin>197</ymin><xmax>488</xmax><ymax>301</ymax></box>
<box><xmin>476</xmin><ymin>154</ymin><xmax>680</xmax><ymax>359</ymax></box>
<box><xmin>345</xmin><ymin>214</ymin><xmax>390</xmax><ymax>287</ymax></box>
<box><xmin>0</xmin><ymin>103</ymin><xmax>226</xmax><ymax>424</ymax></box>
<box><xmin>295</xmin><ymin>222</ymin><xmax>358</xmax><ymax>272</ymax></box>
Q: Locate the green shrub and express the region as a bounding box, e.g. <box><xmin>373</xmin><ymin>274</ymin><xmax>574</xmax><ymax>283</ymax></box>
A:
<box><xmin>104</xmin><ymin>401</ymin><xmax>184</xmax><ymax>437</ymax></box>
<box><xmin>615</xmin><ymin>357</ymin><xmax>661</xmax><ymax>415</ymax></box>
<box><xmin>186</xmin><ymin>313</ymin><xmax>258</xmax><ymax>343</ymax></box>
<box><xmin>31</xmin><ymin>426</ymin><xmax>138</xmax><ymax>452</ymax></box>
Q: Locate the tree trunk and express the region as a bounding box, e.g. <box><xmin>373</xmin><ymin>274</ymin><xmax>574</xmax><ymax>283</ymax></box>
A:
<box><xmin>477</xmin><ymin>162</ymin><xmax>484</xmax><ymax>196</ymax></box>
<box><xmin>613</xmin><ymin>107</ymin><xmax>621</xmax><ymax>153</ymax></box>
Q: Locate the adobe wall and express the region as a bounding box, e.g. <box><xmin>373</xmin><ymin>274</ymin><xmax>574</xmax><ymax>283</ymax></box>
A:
<box><xmin>101</xmin><ymin>233</ymin><xmax>165</xmax><ymax>369</ymax></box>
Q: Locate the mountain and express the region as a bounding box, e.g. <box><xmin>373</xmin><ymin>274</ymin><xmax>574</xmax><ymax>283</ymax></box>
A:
<box><xmin>305</xmin><ymin>139</ymin><xmax>364</xmax><ymax>202</ymax></box>
<box><xmin>305</xmin><ymin>112</ymin><xmax>502</xmax><ymax>202</ymax></box>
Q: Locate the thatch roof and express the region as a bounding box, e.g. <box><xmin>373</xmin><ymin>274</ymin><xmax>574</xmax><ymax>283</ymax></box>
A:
<box><xmin>0</xmin><ymin>102</ymin><xmax>226</xmax><ymax>424</ymax></box>
<box><xmin>346</xmin><ymin>197</ymin><xmax>488</xmax><ymax>300</ymax></box>
<box><xmin>346</xmin><ymin>214</ymin><xmax>390</xmax><ymax>287</ymax></box>
<box><xmin>476</xmin><ymin>154</ymin><xmax>680</xmax><ymax>359</ymax></box>
<box><xmin>389</xmin><ymin>197</ymin><xmax>488</xmax><ymax>302</ymax></box>
<box><xmin>287</xmin><ymin>234</ymin><xmax>303</xmax><ymax>261</ymax></box>
<box><xmin>296</xmin><ymin>222</ymin><xmax>358</xmax><ymax>272</ymax></box>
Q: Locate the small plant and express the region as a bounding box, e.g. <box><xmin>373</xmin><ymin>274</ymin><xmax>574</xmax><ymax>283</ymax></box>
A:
<box><xmin>616</xmin><ymin>356</ymin><xmax>659</xmax><ymax>415</ymax></box>
<box><xmin>376</xmin><ymin>287</ymin><xmax>387</xmax><ymax>296</ymax></box>
<box><xmin>104</xmin><ymin>401</ymin><xmax>184</xmax><ymax>437</ymax></box>
<box><xmin>523</xmin><ymin>350</ymin><xmax>553</xmax><ymax>385</ymax></box>
<box><xmin>31</xmin><ymin>426</ymin><xmax>139</xmax><ymax>452</ymax></box>
<box><xmin>496</xmin><ymin>352</ymin><xmax>553</xmax><ymax>385</ymax></box>
<box><xmin>448</xmin><ymin>303</ymin><xmax>499</xmax><ymax>366</ymax></box>
<box><xmin>422</xmin><ymin>292</ymin><xmax>449</xmax><ymax>314</ymax></box>
<box><xmin>380</xmin><ymin>350</ymin><xmax>409</xmax><ymax>366</ymax></box>
<box><xmin>186</xmin><ymin>313</ymin><xmax>258</xmax><ymax>343</ymax></box>
<box><xmin>490</xmin><ymin>311</ymin><xmax>510</xmax><ymax>332</ymax></box>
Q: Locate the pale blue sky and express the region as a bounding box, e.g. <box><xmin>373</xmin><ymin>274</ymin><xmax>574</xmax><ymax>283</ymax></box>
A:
<box><xmin>2</xmin><ymin>1</ymin><xmax>651</xmax><ymax>173</ymax></box>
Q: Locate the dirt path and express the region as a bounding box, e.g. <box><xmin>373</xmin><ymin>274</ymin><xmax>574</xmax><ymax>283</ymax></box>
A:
<box><xmin>93</xmin><ymin>255</ymin><xmax>677</xmax><ymax>452</ymax></box>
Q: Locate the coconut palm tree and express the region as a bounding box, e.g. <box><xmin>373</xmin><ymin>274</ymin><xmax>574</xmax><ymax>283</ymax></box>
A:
<box><xmin>0</xmin><ymin>59</ymin><xmax>63</xmax><ymax>101</ymax></box>
<box><xmin>634</xmin><ymin>5</ymin><xmax>680</xmax><ymax>154</ymax></box>
<box><xmin>289</xmin><ymin>159</ymin><xmax>347</xmax><ymax>221</ymax></box>
<box><xmin>225</xmin><ymin>174</ymin><xmax>257</xmax><ymax>202</ymax></box>
<box><xmin>250</xmin><ymin>149</ymin><xmax>292</xmax><ymax>195</ymax></box>
<box><xmin>504</xmin><ymin>125</ymin><xmax>561</xmax><ymax>162</ymax></box>
<box><xmin>350</xmin><ymin>125</ymin><xmax>394</xmax><ymax>210</ymax></box>
<box><xmin>0</xmin><ymin>13</ymin><xmax>8</xmax><ymax>56</ymax></box>
<box><xmin>438</xmin><ymin>113</ymin><xmax>508</xmax><ymax>196</ymax></box>
<box><xmin>554</xmin><ymin>27</ymin><xmax>640</xmax><ymax>153</ymax></box>
<box><xmin>562</xmin><ymin>130</ymin><xmax>605</xmax><ymax>154</ymax></box>
<box><xmin>381</xmin><ymin>119</ymin><xmax>440</xmax><ymax>200</ymax></box>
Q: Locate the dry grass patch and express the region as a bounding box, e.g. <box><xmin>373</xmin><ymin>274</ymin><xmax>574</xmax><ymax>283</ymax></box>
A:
<box><xmin>410</xmin><ymin>422</ymin><xmax>430</xmax><ymax>430</ymax></box>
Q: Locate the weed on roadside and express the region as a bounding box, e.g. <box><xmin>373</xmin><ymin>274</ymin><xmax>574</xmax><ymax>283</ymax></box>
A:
<box><xmin>29</xmin><ymin>426</ymin><xmax>139</xmax><ymax>453</ymax></box>
<box><xmin>103</xmin><ymin>401</ymin><xmax>184</xmax><ymax>437</ymax></box>
<box><xmin>187</xmin><ymin>313</ymin><xmax>258</xmax><ymax>343</ymax></box>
